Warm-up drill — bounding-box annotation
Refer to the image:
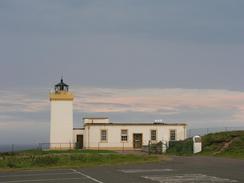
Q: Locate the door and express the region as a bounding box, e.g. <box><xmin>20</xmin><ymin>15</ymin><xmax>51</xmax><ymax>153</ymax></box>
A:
<box><xmin>133</xmin><ymin>134</ymin><xmax>142</xmax><ymax>149</ymax></box>
<box><xmin>76</xmin><ymin>135</ymin><xmax>83</xmax><ymax>149</ymax></box>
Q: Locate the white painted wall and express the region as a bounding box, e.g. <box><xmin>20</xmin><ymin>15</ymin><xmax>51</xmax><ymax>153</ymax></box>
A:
<box><xmin>73</xmin><ymin>129</ymin><xmax>84</xmax><ymax>143</ymax></box>
<box><xmin>83</xmin><ymin>124</ymin><xmax>187</xmax><ymax>150</ymax></box>
<box><xmin>50</xmin><ymin>100</ymin><xmax>73</xmax><ymax>149</ymax></box>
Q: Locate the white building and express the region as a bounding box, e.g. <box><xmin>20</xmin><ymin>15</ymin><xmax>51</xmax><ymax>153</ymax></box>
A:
<box><xmin>50</xmin><ymin>79</ymin><xmax>187</xmax><ymax>150</ymax></box>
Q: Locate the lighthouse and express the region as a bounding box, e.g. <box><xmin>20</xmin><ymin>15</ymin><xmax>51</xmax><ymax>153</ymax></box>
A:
<box><xmin>49</xmin><ymin>78</ymin><xmax>74</xmax><ymax>149</ymax></box>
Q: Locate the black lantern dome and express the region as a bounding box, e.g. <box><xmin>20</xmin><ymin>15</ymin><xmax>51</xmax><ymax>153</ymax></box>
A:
<box><xmin>55</xmin><ymin>78</ymin><xmax>69</xmax><ymax>92</ymax></box>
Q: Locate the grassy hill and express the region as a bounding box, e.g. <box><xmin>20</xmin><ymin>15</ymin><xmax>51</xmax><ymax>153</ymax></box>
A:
<box><xmin>167</xmin><ymin>131</ymin><xmax>244</xmax><ymax>159</ymax></box>
<box><xmin>201</xmin><ymin>131</ymin><xmax>244</xmax><ymax>158</ymax></box>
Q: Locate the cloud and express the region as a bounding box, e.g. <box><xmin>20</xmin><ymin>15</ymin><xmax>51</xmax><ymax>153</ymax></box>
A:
<box><xmin>73</xmin><ymin>87</ymin><xmax>244</xmax><ymax>115</ymax></box>
<box><xmin>1</xmin><ymin>87</ymin><xmax>244</xmax><ymax>143</ymax></box>
<box><xmin>0</xmin><ymin>90</ymin><xmax>48</xmax><ymax>113</ymax></box>
<box><xmin>72</xmin><ymin>87</ymin><xmax>244</xmax><ymax>125</ymax></box>
<box><xmin>1</xmin><ymin>87</ymin><xmax>244</xmax><ymax>123</ymax></box>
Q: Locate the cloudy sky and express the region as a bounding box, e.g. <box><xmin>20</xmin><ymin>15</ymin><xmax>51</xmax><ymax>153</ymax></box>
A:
<box><xmin>0</xmin><ymin>0</ymin><xmax>244</xmax><ymax>144</ymax></box>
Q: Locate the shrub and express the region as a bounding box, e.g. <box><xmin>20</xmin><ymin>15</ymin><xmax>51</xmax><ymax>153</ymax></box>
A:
<box><xmin>167</xmin><ymin>139</ymin><xmax>193</xmax><ymax>155</ymax></box>
<box><xmin>32</xmin><ymin>156</ymin><xmax>59</xmax><ymax>167</ymax></box>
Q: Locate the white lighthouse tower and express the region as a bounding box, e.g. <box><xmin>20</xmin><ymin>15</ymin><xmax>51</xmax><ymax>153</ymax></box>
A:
<box><xmin>49</xmin><ymin>78</ymin><xmax>74</xmax><ymax>149</ymax></box>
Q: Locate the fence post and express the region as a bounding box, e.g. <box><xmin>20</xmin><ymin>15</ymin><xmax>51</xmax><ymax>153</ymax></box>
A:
<box><xmin>148</xmin><ymin>141</ymin><xmax>150</xmax><ymax>155</ymax></box>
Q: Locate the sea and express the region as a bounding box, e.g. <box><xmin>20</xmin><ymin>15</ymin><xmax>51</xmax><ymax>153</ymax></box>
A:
<box><xmin>0</xmin><ymin>144</ymin><xmax>38</xmax><ymax>153</ymax></box>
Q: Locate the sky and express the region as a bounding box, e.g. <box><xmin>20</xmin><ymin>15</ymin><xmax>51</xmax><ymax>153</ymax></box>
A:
<box><xmin>0</xmin><ymin>0</ymin><xmax>244</xmax><ymax>144</ymax></box>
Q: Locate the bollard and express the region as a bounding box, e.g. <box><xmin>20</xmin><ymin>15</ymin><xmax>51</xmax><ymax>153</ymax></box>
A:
<box><xmin>193</xmin><ymin>136</ymin><xmax>202</xmax><ymax>154</ymax></box>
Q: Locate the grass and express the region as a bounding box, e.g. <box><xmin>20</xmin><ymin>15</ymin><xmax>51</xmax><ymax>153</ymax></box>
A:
<box><xmin>200</xmin><ymin>131</ymin><xmax>244</xmax><ymax>159</ymax></box>
<box><xmin>166</xmin><ymin>130</ymin><xmax>244</xmax><ymax>159</ymax></box>
<box><xmin>0</xmin><ymin>149</ymin><xmax>162</xmax><ymax>169</ymax></box>
<box><xmin>2</xmin><ymin>149</ymin><xmax>115</xmax><ymax>156</ymax></box>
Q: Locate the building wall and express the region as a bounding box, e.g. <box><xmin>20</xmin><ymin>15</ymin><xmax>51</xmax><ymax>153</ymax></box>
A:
<box><xmin>82</xmin><ymin>124</ymin><xmax>187</xmax><ymax>150</ymax></box>
<box><xmin>50</xmin><ymin>100</ymin><xmax>73</xmax><ymax>149</ymax></box>
<box><xmin>73</xmin><ymin>129</ymin><xmax>84</xmax><ymax>143</ymax></box>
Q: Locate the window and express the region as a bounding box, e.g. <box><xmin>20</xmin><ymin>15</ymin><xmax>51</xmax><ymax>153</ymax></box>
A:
<box><xmin>170</xmin><ymin>130</ymin><xmax>176</xmax><ymax>141</ymax></box>
<box><xmin>101</xmin><ymin>130</ymin><xmax>107</xmax><ymax>141</ymax></box>
<box><xmin>121</xmin><ymin>129</ymin><xmax>128</xmax><ymax>142</ymax></box>
<box><xmin>151</xmin><ymin>130</ymin><xmax>157</xmax><ymax>141</ymax></box>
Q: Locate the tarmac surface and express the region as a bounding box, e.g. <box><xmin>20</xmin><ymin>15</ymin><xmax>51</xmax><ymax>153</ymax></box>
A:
<box><xmin>0</xmin><ymin>156</ymin><xmax>243</xmax><ymax>183</ymax></box>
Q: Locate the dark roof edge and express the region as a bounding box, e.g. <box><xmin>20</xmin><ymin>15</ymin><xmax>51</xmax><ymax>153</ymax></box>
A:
<box><xmin>73</xmin><ymin>128</ymin><xmax>85</xmax><ymax>130</ymax></box>
<box><xmin>83</xmin><ymin>117</ymin><xmax>109</xmax><ymax>119</ymax></box>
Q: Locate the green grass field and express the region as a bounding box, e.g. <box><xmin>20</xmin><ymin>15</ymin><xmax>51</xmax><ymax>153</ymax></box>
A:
<box><xmin>0</xmin><ymin>149</ymin><xmax>162</xmax><ymax>169</ymax></box>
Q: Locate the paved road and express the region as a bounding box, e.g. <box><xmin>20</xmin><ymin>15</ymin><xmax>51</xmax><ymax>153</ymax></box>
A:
<box><xmin>0</xmin><ymin>156</ymin><xmax>243</xmax><ymax>183</ymax></box>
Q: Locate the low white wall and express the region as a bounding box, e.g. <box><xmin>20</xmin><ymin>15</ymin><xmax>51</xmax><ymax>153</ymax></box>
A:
<box><xmin>83</xmin><ymin>124</ymin><xmax>187</xmax><ymax>150</ymax></box>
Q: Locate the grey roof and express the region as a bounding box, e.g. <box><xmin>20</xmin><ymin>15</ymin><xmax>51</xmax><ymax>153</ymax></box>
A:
<box><xmin>83</xmin><ymin>117</ymin><xmax>109</xmax><ymax>119</ymax></box>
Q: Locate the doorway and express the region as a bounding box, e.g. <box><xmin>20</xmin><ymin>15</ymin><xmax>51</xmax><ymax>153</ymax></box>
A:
<box><xmin>133</xmin><ymin>133</ymin><xmax>143</xmax><ymax>149</ymax></box>
<box><xmin>76</xmin><ymin>135</ymin><xmax>83</xmax><ymax>149</ymax></box>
